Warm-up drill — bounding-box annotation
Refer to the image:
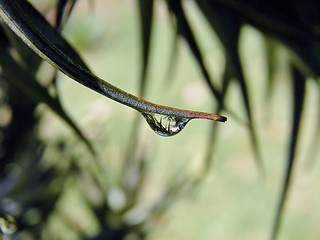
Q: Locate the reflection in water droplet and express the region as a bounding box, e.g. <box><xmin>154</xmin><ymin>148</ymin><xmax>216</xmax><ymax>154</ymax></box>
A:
<box><xmin>142</xmin><ymin>113</ymin><xmax>191</xmax><ymax>137</ymax></box>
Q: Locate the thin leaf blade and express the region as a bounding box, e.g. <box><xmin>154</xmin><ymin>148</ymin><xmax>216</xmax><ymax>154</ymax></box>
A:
<box><xmin>271</xmin><ymin>65</ymin><xmax>306</xmax><ymax>240</ymax></box>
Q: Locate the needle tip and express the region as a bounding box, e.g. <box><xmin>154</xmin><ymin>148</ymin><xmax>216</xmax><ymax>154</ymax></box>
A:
<box><xmin>215</xmin><ymin>115</ymin><xmax>227</xmax><ymax>122</ymax></box>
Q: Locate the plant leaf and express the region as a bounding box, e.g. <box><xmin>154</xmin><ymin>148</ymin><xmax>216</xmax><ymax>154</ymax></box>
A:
<box><xmin>56</xmin><ymin>0</ymin><xmax>78</xmax><ymax>31</ymax></box>
<box><xmin>203</xmin><ymin>60</ymin><xmax>233</xmax><ymax>174</ymax></box>
<box><xmin>196</xmin><ymin>0</ymin><xmax>264</xmax><ymax>175</ymax></box>
<box><xmin>283</xmin><ymin>37</ymin><xmax>320</xmax><ymax>77</ymax></box>
<box><xmin>0</xmin><ymin>44</ymin><xmax>95</xmax><ymax>155</ymax></box>
<box><xmin>0</xmin><ymin>0</ymin><xmax>226</xmax><ymax>127</ymax></box>
<box><xmin>271</xmin><ymin>65</ymin><xmax>306</xmax><ymax>240</ymax></box>
<box><xmin>211</xmin><ymin>0</ymin><xmax>320</xmax><ymax>77</ymax></box>
<box><xmin>305</xmin><ymin>93</ymin><xmax>320</xmax><ymax>169</ymax></box>
<box><xmin>166</xmin><ymin>0</ymin><xmax>221</xmax><ymax>100</ymax></box>
<box><xmin>1</xmin><ymin>23</ymin><xmax>42</xmax><ymax>74</ymax></box>
<box><xmin>263</xmin><ymin>36</ymin><xmax>278</xmax><ymax>104</ymax></box>
<box><xmin>211</xmin><ymin>0</ymin><xmax>319</xmax><ymax>43</ymax></box>
<box><xmin>137</xmin><ymin>0</ymin><xmax>154</xmax><ymax>97</ymax></box>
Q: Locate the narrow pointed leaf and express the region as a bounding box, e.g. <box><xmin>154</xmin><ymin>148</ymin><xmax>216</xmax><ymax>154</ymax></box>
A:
<box><xmin>0</xmin><ymin>0</ymin><xmax>226</xmax><ymax>129</ymax></box>
<box><xmin>123</xmin><ymin>0</ymin><xmax>153</xmax><ymax>174</ymax></box>
<box><xmin>137</xmin><ymin>0</ymin><xmax>154</xmax><ymax>96</ymax></box>
<box><xmin>263</xmin><ymin>37</ymin><xmax>278</xmax><ymax>103</ymax></box>
<box><xmin>305</xmin><ymin>93</ymin><xmax>320</xmax><ymax>169</ymax></box>
<box><xmin>282</xmin><ymin>38</ymin><xmax>320</xmax><ymax>77</ymax></box>
<box><xmin>271</xmin><ymin>65</ymin><xmax>306</xmax><ymax>240</ymax></box>
<box><xmin>211</xmin><ymin>0</ymin><xmax>320</xmax><ymax>77</ymax></box>
<box><xmin>119</xmin><ymin>0</ymin><xmax>155</xmax><ymax>174</ymax></box>
<box><xmin>0</xmin><ymin>47</ymin><xmax>95</xmax><ymax>155</ymax></box>
<box><xmin>1</xmin><ymin>23</ymin><xmax>42</xmax><ymax>74</ymax></box>
<box><xmin>0</xmin><ymin>0</ymin><xmax>90</xmax><ymax>70</ymax></box>
<box><xmin>211</xmin><ymin>0</ymin><xmax>319</xmax><ymax>43</ymax></box>
<box><xmin>1</xmin><ymin>24</ymin><xmax>91</xmax><ymax>152</ymax></box>
<box><xmin>203</xmin><ymin>60</ymin><xmax>232</xmax><ymax>174</ymax></box>
<box><xmin>56</xmin><ymin>0</ymin><xmax>78</xmax><ymax>30</ymax></box>
<box><xmin>166</xmin><ymin>0</ymin><xmax>221</xmax><ymax>100</ymax></box>
<box><xmin>196</xmin><ymin>0</ymin><xmax>264</xmax><ymax>175</ymax></box>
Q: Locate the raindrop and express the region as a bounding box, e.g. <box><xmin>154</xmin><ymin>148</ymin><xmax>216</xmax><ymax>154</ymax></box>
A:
<box><xmin>142</xmin><ymin>112</ymin><xmax>191</xmax><ymax>137</ymax></box>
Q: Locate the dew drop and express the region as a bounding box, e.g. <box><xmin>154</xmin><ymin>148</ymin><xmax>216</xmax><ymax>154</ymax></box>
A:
<box><xmin>142</xmin><ymin>112</ymin><xmax>191</xmax><ymax>137</ymax></box>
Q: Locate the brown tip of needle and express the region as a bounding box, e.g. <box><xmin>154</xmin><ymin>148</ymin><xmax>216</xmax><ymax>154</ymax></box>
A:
<box><xmin>214</xmin><ymin>115</ymin><xmax>227</xmax><ymax>122</ymax></box>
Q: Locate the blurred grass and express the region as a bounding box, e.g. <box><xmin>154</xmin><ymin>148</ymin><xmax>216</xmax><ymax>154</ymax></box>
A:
<box><xmin>37</xmin><ymin>1</ymin><xmax>320</xmax><ymax>239</ymax></box>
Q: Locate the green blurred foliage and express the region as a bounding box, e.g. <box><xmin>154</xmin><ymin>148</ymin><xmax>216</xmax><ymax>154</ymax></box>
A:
<box><xmin>1</xmin><ymin>1</ymin><xmax>320</xmax><ymax>240</ymax></box>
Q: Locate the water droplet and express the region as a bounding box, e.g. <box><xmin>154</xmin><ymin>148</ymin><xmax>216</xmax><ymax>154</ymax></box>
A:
<box><xmin>142</xmin><ymin>113</ymin><xmax>190</xmax><ymax>137</ymax></box>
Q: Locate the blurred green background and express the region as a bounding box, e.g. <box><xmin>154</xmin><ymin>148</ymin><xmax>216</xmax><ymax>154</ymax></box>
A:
<box><xmin>56</xmin><ymin>1</ymin><xmax>320</xmax><ymax>239</ymax></box>
<box><xmin>1</xmin><ymin>0</ymin><xmax>320</xmax><ymax>240</ymax></box>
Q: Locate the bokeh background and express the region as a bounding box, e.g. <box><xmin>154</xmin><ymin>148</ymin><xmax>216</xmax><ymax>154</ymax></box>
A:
<box><xmin>1</xmin><ymin>1</ymin><xmax>320</xmax><ymax>239</ymax></box>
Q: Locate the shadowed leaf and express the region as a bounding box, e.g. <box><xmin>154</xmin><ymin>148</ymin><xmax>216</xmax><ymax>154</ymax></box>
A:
<box><xmin>305</xmin><ymin>93</ymin><xmax>320</xmax><ymax>169</ymax></box>
<box><xmin>137</xmin><ymin>0</ymin><xmax>154</xmax><ymax>96</ymax></box>
<box><xmin>283</xmin><ymin>38</ymin><xmax>320</xmax><ymax>77</ymax></box>
<box><xmin>0</xmin><ymin>46</ymin><xmax>95</xmax><ymax>155</ymax></box>
<box><xmin>56</xmin><ymin>0</ymin><xmax>78</xmax><ymax>31</ymax></box>
<box><xmin>166</xmin><ymin>0</ymin><xmax>221</xmax><ymax>100</ymax></box>
<box><xmin>196</xmin><ymin>0</ymin><xmax>264</xmax><ymax>175</ymax></box>
<box><xmin>211</xmin><ymin>0</ymin><xmax>319</xmax><ymax>42</ymax></box>
<box><xmin>203</xmin><ymin>60</ymin><xmax>232</xmax><ymax>174</ymax></box>
<box><xmin>271</xmin><ymin>65</ymin><xmax>306</xmax><ymax>240</ymax></box>
<box><xmin>0</xmin><ymin>0</ymin><xmax>226</xmax><ymax>137</ymax></box>
<box><xmin>263</xmin><ymin>37</ymin><xmax>278</xmax><ymax>104</ymax></box>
